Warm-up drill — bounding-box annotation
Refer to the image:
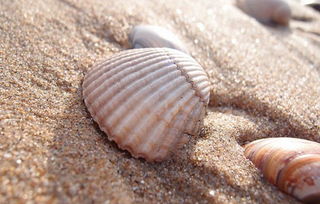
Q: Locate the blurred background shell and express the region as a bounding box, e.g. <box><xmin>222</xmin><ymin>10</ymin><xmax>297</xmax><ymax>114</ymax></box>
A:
<box><xmin>82</xmin><ymin>48</ymin><xmax>210</xmax><ymax>162</ymax></box>
<box><xmin>129</xmin><ymin>25</ymin><xmax>188</xmax><ymax>53</ymax></box>
<box><xmin>236</xmin><ymin>0</ymin><xmax>292</xmax><ymax>26</ymax></box>
<box><xmin>300</xmin><ymin>0</ymin><xmax>320</xmax><ymax>11</ymax></box>
<box><xmin>244</xmin><ymin>137</ymin><xmax>320</xmax><ymax>203</ymax></box>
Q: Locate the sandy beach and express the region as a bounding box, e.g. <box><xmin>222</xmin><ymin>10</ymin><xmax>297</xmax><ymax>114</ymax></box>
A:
<box><xmin>1</xmin><ymin>0</ymin><xmax>320</xmax><ymax>203</ymax></box>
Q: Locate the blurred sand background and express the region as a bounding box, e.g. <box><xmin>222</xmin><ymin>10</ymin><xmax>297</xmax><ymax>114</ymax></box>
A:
<box><xmin>1</xmin><ymin>0</ymin><xmax>320</xmax><ymax>203</ymax></box>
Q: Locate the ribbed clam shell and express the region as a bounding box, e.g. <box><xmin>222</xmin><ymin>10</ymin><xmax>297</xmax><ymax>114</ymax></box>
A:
<box><xmin>129</xmin><ymin>25</ymin><xmax>188</xmax><ymax>53</ymax></box>
<box><xmin>236</xmin><ymin>0</ymin><xmax>291</xmax><ymax>26</ymax></box>
<box><xmin>83</xmin><ymin>48</ymin><xmax>210</xmax><ymax>162</ymax></box>
<box><xmin>244</xmin><ymin>137</ymin><xmax>320</xmax><ymax>203</ymax></box>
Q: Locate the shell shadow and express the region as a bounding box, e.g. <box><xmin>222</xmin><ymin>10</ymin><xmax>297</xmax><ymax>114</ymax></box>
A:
<box><xmin>210</xmin><ymin>90</ymin><xmax>320</xmax><ymax>144</ymax></box>
<box><xmin>264</xmin><ymin>24</ymin><xmax>292</xmax><ymax>37</ymax></box>
<box><xmin>47</xmin><ymin>80</ymin><xmax>303</xmax><ymax>203</ymax></box>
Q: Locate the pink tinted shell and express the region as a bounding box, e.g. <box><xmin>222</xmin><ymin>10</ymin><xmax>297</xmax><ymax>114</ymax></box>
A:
<box><xmin>83</xmin><ymin>48</ymin><xmax>210</xmax><ymax>162</ymax></box>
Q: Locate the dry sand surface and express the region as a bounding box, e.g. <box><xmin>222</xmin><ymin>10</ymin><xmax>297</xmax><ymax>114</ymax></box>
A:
<box><xmin>1</xmin><ymin>0</ymin><xmax>320</xmax><ymax>203</ymax></box>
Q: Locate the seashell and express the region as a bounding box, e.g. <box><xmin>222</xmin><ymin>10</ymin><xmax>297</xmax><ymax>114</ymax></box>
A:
<box><xmin>300</xmin><ymin>0</ymin><xmax>320</xmax><ymax>11</ymax></box>
<box><xmin>236</xmin><ymin>0</ymin><xmax>291</xmax><ymax>26</ymax></box>
<box><xmin>244</xmin><ymin>137</ymin><xmax>320</xmax><ymax>203</ymax></box>
<box><xmin>129</xmin><ymin>25</ymin><xmax>188</xmax><ymax>53</ymax></box>
<box><xmin>82</xmin><ymin>48</ymin><xmax>210</xmax><ymax>162</ymax></box>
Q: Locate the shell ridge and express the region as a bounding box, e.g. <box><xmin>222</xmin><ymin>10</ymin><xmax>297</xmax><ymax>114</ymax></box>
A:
<box><xmin>84</xmin><ymin>51</ymin><xmax>153</xmax><ymax>92</ymax></box>
<box><xmin>168</xmin><ymin>55</ymin><xmax>206</xmax><ymax>74</ymax></box>
<box><xmin>190</xmin><ymin>105</ymin><xmax>206</xmax><ymax>135</ymax></box>
<box><xmin>95</xmin><ymin>65</ymin><xmax>179</xmax><ymax>124</ymax></box>
<box><xmin>105</xmin><ymin>71</ymin><xmax>184</xmax><ymax>136</ymax></box>
<box><xmin>116</xmin><ymin>78</ymin><xmax>190</xmax><ymax>150</ymax></box>
<box><xmin>137</xmin><ymin>89</ymin><xmax>196</xmax><ymax>160</ymax></box>
<box><xmin>162</xmin><ymin>49</ymin><xmax>209</xmax><ymax>105</ymax></box>
<box><xmin>184</xmin><ymin>101</ymin><xmax>203</xmax><ymax>135</ymax></box>
<box><xmin>85</xmin><ymin>49</ymin><xmax>166</xmax><ymax>87</ymax></box>
<box><xmin>85</xmin><ymin>55</ymin><xmax>172</xmax><ymax>106</ymax></box>
<box><xmin>154</xmin><ymin>95</ymin><xmax>200</xmax><ymax>156</ymax></box>
<box><xmin>145</xmin><ymin>89</ymin><xmax>196</xmax><ymax>153</ymax></box>
<box><xmin>84</xmin><ymin>49</ymin><xmax>150</xmax><ymax>86</ymax></box>
<box><xmin>84</xmin><ymin>53</ymin><xmax>170</xmax><ymax>96</ymax></box>
<box><xmin>111</xmin><ymin>80</ymin><xmax>190</xmax><ymax>160</ymax></box>
<box><xmin>183</xmin><ymin>103</ymin><xmax>201</xmax><ymax>135</ymax></box>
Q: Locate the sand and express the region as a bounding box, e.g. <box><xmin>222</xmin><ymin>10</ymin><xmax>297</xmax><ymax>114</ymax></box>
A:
<box><xmin>0</xmin><ymin>0</ymin><xmax>320</xmax><ymax>203</ymax></box>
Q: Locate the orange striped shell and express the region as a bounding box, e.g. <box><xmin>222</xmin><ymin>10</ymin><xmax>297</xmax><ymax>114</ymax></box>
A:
<box><xmin>244</xmin><ymin>137</ymin><xmax>320</xmax><ymax>203</ymax></box>
<box><xmin>83</xmin><ymin>48</ymin><xmax>210</xmax><ymax>162</ymax></box>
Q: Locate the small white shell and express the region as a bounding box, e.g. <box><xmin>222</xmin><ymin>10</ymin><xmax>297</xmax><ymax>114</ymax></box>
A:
<box><xmin>300</xmin><ymin>0</ymin><xmax>320</xmax><ymax>5</ymax></box>
<box><xmin>129</xmin><ymin>25</ymin><xmax>188</xmax><ymax>53</ymax></box>
<box><xmin>83</xmin><ymin>48</ymin><xmax>210</xmax><ymax>162</ymax></box>
<box><xmin>236</xmin><ymin>0</ymin><xmax>291</xmax><ymax>25</ymax></box>
<box><xmin>300</xmin><ymin>0</ymin><xmax>320</xmax><ymax>10</ymax></box>
<box><xmin>244</xmin><ymin>137</ymin><xmax>320</xmax><ymax>203</ymax></box>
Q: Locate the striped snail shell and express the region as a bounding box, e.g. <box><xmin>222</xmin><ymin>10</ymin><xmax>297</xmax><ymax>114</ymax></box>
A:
<box><xmin>129</xmin><ymin>25</ymin><xmax>188</xmax><ymax>53</ymax></box>
<box><xmin>244</xmin><ymin>137</ymin><xmax>320</xmax><ymax>203</ymax></box>
<box><xmin>236</xmin><ymin>0</ymin><xmax>291</xmax><ymax>26</ymax></box>
<box><xmin>82</xmin><ymin>48</ymin><xmax>210</xmax><ymax>162</ymax></box>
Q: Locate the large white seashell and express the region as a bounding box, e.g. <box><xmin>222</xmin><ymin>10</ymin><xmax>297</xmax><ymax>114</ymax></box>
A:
<box><xmin>236</xmin><ymin>0</ymin><xmax>291</xmax><ymax>26</ymax></box>
<box><xmin>129</xmin><ymin>25</ymin><xmax>188</xmax><ymax>53</ymax></box>
<box><xmin>244</xmin><ymin>137</ymin><xmax>320</xmax><ymax>203</ymax></box>
<box><xmin>83</xmin><ymin>48</ymin><xmax>210</xmax><ymax>162</ymax></box>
